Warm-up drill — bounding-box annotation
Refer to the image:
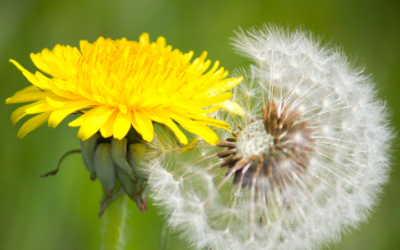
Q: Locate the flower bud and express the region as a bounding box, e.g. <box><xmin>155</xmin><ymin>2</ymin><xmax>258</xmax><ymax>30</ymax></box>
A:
<box><xmin>111</xmin><ymin>138</ymin><xmax>135</xmax><ymax>179</ymax></box>
<box><xmin>80</xmin><ymin>133</ymin><xmax>101</xmax><ymax>180</ymax></box>
<box><xmin>93</xmin><ymin>143</ymin><xmax>117</xmax><ymax>198</ymax></box>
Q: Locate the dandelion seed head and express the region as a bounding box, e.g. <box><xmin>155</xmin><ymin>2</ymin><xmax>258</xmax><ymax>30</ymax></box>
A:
<box><xmin>149</xmin><ymin>24</ymin><xmax>393</xmax><ymax>250</ymax></box>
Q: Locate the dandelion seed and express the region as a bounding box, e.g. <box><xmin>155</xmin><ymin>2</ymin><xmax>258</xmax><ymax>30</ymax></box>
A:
<box><xmin>6</xmin><ymin>34</ymin><xmax>243</xmax><ymax>214</ymax></box>
<box><xmin>149</xmin><ymin>24</ymin><xmax>393</xmax><ymax>250</ymax></box>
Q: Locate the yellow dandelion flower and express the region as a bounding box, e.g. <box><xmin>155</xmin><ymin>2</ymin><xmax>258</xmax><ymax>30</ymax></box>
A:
<box><xmin>6</xmin><ymin>33</ymin><xmax>243</xmax><ymax>145</ymax></box>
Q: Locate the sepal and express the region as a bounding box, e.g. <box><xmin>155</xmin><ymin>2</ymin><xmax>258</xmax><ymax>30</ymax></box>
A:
<box><xmin>80</xmin><ymin>133</ymin><xmax>101</xmax><ymax>180</ymax></box>
<box><xmin>93</xmin><ymin>143</ymin><xmax>117</xmax><ymax>198</ymax></box>
<box><xmin>111</xmin><ymin>138</ymin><xmax>135</xmax><ymax>179</ymax></box>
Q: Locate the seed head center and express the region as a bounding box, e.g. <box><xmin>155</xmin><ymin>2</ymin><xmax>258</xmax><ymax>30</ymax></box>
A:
<box><xmin>236</xmin><ymin>120</ymin><xmax>274</xmax><ymax>158</ymax></box>
<box><xmin>217</xmin><ymin>101</ymin><xmax>315</xmax><ymax>191</ymax></box>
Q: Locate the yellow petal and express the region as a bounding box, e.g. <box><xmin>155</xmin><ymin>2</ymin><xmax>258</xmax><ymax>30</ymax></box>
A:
<box><xmin>69</xmin><ymin>108</ymin><xmax>97</xmax><ymax>127</ymax></box>
<box><xmin>17</xmin><ymin>112</ymin><xmax>52</xmax><ymax>138</ymax></box>
<box><xmin>34</xmin><ymin>71</ymin><xmax>51</xmax><ymax>90</ymax></box>
<box><xmin>221</xmin><ymin>70</ymin><xmax>229</xmax><ymax>79</ymax></box>
<box><xmin>78</xmin><ymin>106</ymin><xmax>114</xmax><ymax>140</ymax></box>
<box><xmin>47</xmin><ymin>79</ymin><xmax>78</xmax><ymax>99</ymax></box>
<box><xmin>164</xmin><ymin>119</ymin><xmax>188</xmax><ymax>145</ymax></box>
<box><xmin>186</xmin><ymin>51</ymin><xmax>194</xmax><ymax>61</ymax></box>
<box><xmin>119</xmin><ymin>104</ymin><xmax>128</xmax><ymax>114</ymax></box>
<box><xmin>169</xmin><ymin>113</ymin><xmax>219</xmax><ymax>145</ymax></box>
<box><xmin>194</xmin><ymin>105</ymin><xmax>221</xmax><ymax>114</ymax></box>
<box><xmin>207</xmin><ymin>77</ymin><xmax>243</xmax><ymax>95</ymax></box>
<box><xmin>130</xmin><ymin>113</ymin><xmax>141</xmax><ymax>138</ymax></box>
<box><xmin>113</xmin><ymin>110</ymin><xmax>132</xmax><ymax>140</ymax></box>
<box><xmin>144</xmin><ymin>109</ymin><xmax>187</xmax><ymax>144</ymax></box>
<box><xmin>219</xmin><ymin>100</ymin><xmax>245</xmax><ymax>116</ymax></box>
<box><xmin>11</xmin><ymin>106</ymin><xmax>29</xmax><ymax>127</ymax></box>
<box><xmin>9</xmin><ymin>60</ymin><xmax>51</xmax><ymax>90</ymax></box>
<box><xmin>6</xmin><ymin>87</ymin><xmax>52</xmax><ymax>104</ymax></box>
<box><xmin>9</xmin><ymin>59</ymin><xmax>27</xmax><ymax>72</ymax></box>
<box><xmin>179</xmin><ymin>122</ymin><xmax>219</xmax><ymax>145</ymax></box>
<box><xmin>48</xmin><ymin>100</ymin><xmax>97</xmax><ymax>128</ymax></box>
<box><xmin>139</xmin><ymin>33</ymin><xmax>150</xmax><ymax>45</ymax></box>
<box><xmin>79</xmin><ymin>40</ymin><xmax>89</xmax><ymax>53</ymax></box>
<box><xmin>156</xmin><ymin>36</ymin><xmax>166</xmax><ymax>48</ymax></box>
<box><xmin>21</xmin><ymin>71</ymin><xmax>41</xmax><ymax>88</ymax></box>
<box><xmin>191</xmin><ymin>92</ymin><xmax>232</xmax><ymax>108</ymax></box>
<box><xmin>100</xmin><ymin>109</ymin><xmax>118</xmax><ymax>138</ymax></box>
<box><xmin>7</xmin><ymin>85</ymin><xmax>38</xmax><ymax>96</ymax></box>
<box><xmin>199</xmin><ymin>51</ymin><xmax>207</xmax><ymax>61</ymax></box>
<box><xmin>30</xmin><ymin>53</ymin><xmax>50</xmax><ymax>74</ymax></box>
<box><xmin>46</xmin><ymin>96</ymin><xmax>65</xmax><ymax>108</ymax></box>
<box><xmin>10</xmin><ymin>100</ymin><xmax>46</xmax><ymax>126</ymax></box>
<box><xmin>184</xmin><ymin>112</ymin><xmax>230</xmax><ymax>129</ymax></box>
<box><xmin>133</xmin><ymin>109</ymin><xmax>154</xmax><ymax>142</ymax></box>
<box><xmin>208</xmin><ymin>60</ymin><xmax>220</xmax><ymax>74</ymax></box>
<box><xmin>180</xmin><ymin>137</ymin><xmax>198</xmax><ymax>153</ymax></box>
<box><xmin>25</xmin><ymin>103</ymin><xmax>54</xmax><ymax>114</ymax></box>
<box><xmin>143</xmin><ymin>109</ymin><xmax>169</xmax><ymax>124</ymax></box>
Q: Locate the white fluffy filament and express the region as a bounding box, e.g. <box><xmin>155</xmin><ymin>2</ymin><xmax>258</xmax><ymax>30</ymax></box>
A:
<box><xmin>148</xmin><ymin>24</ymin><xmax>393</xmax><ymax>250</ymax></box>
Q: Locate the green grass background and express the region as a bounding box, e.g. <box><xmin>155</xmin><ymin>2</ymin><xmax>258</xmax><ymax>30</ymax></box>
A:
<box><xmin>0</xmin><ymin>0</ymin><xmax>399</xmax><ymax>249</ymax></box>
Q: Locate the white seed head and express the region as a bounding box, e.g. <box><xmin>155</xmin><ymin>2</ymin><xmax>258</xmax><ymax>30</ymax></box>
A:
<box><xmin>148</xmin><ymin>24</ymin><xmax>394</xmax><ymax>250</ymax></box>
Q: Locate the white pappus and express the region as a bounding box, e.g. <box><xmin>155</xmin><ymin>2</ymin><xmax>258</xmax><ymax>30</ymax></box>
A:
<box><xmin>147</xmin><ymin>24</ymin><xmax>394</xmax><ymax>250</ymax></box>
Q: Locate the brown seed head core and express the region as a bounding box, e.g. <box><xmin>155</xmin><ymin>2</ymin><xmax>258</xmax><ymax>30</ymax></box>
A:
<box><xmin>217</xmin><ymin>100</ymin><xmax>314</xmax><ymax>190</ymax></box>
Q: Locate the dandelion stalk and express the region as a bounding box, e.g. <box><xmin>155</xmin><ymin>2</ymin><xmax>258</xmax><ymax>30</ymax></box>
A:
<box><xmin>101</xmin><ymin>194</ymin><xmax>129</xmax><ymax>250</ymax></box>
<box><xmin>158</xmin><ymin>223</ymin><xmax>171</xmax><ymax>250</ymax></box>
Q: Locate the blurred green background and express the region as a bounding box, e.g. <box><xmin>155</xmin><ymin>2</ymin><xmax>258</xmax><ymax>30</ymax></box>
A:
<box><xmin>0</xmin><ymin>0</ymin><xmax>399</xmax><ymax>249</ymax></box>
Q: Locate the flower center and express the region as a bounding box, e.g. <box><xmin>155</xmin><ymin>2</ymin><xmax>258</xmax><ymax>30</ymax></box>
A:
<box><xmin>217</xmin><ymin>101</ymin><xmax>315</xmax><ymax>190</ymax></box>
<box><xmin>236</xmin><ymin>120</ymin><xmax>274</xmax><ymax>158</ymax></box>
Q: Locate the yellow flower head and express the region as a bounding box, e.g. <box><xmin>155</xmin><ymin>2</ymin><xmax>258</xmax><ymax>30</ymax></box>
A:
<box><xmin>6</xmin><ymin>34</ymin><xmax>243</xmax><ymax>145</ymax></box>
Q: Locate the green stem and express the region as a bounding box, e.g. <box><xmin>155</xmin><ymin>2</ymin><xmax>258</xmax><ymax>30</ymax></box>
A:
<box><xmin>100</xmin><ymin>194</ymin><xmax>129</xmax><ymax>250</ymax></box>
<box><xmin>159</xmin><ymin>222</ymin><xmax>170</xmax><ymax>250</ymax></box>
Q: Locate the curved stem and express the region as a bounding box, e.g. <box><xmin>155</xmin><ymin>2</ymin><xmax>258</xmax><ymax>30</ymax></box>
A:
<box><xmin>40</xmin><ymin>149</ymin><xmax>81</xmax><ymax>177</ymax></box>
<box><xmin>100</xmin><ymin>194</ymin><xmax>129</xmax><ymax>250</ymax></box>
